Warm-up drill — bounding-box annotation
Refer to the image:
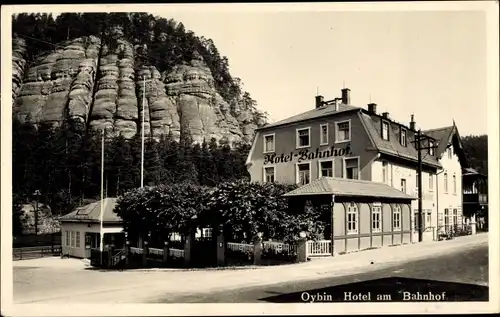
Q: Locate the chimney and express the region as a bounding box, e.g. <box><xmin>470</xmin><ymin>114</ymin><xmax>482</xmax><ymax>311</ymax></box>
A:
<box><xmin>410</xmin><ymin>114</ymin><xmax>416</xmax><ymax>130</ymax></box>
<box><xmin>382</xmin><ymin>112</ymin><xmax>389</xmax><ymax>119</ymax></box>
<box><xmin>367</xmin><ymin>103</ymin><xmax>377</xmax><ymax>114</ymax></box>
<box><xmin>333</xmin><ymin>98</ymin><xmax>340</xmax><ymax>111</ymax></box>
<box><xmin>341</xmin><ymin>88</ymin><xmax>350</xmax><ymax>104</ymax></box>
<box><xmin>315</xmin><ymin>95</ymin><xmax>324</xmax><ymax>109</ymax></box>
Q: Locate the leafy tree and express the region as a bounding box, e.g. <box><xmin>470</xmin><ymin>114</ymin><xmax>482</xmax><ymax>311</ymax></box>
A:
<box><xmin>461</xmin><ymin>135</ymin><xmax>488</xmax><ymax>175</ymax></box>
<box><xmin>114</xmin><ymin>183</ymin><xmax>211</xmax><ymax>243</ymax></box>
<box><xmin>12</xmin><ymin>194</ymin><xmax>25</xmax><ymax>236</ymax></box>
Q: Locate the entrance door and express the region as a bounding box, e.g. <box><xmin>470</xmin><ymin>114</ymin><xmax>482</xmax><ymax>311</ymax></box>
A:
<box><xmin>191</xmin><ymin>227</ymin><xmax>218</xmax><ymax>268</ymax></box>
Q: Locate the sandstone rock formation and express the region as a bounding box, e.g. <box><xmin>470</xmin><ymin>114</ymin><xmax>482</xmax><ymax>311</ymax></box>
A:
<box><xmin>12</xmin><ymin>35</ymin><xmax>262</xmax><ymax>144</ymax></box>
<box><xmin>12</xmin><ymin>37</ymin><xmax>28</xmax><ymax>103</ymax></box>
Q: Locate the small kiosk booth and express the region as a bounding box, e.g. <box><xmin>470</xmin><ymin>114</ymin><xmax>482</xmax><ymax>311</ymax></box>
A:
<box><xmin>59</xmin><ymin>198</ymin><xmax>125</xmax><ymax>258</ymax></box>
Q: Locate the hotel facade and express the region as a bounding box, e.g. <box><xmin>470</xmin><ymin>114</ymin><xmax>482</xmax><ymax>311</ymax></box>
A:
<box><xmin>246</xmin><ymin>88</ymin><xmax>469</xmax><ymax>243</ymax></box>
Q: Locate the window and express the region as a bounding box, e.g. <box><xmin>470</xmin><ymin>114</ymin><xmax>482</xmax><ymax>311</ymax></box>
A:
<box><xmin>371</xmin><ymin>205</ymin><xmax>382</xmax><ymax>232</ymax></box>
<box><xmin>414</xmin><ymin>211</ymin><xmax>425</xmax><ymax>230</ymax></box>
<box><xmin>393</xmin><ymin>206</ymin><xmax>401</xmax><ymax>230</ymax></box>
<box><xmin>416</xmin><ymin>174</ymin><xmax>419</xmax><ymax>192</ymax></box>
<box><xmin>453</xmin><ymin>175</ymin><xmax>457</xmax><ymax>194</ymax></box>
<box><xmin>65</xmin><ymin>231</ymin><xmax>70</xmax><ymax>246</ymax></box>
<box><xmin>320</xmin><ymin>124</ymin><xmax>328</xmax><ymax>145</ymax></box>
<box><xmin>263</xmin><ymin>134</ymin><xmax>275</xmax><ymax>153</ymax></box>
<box><xmin>296</xmin><ymin>128</ymin><xmax>311</xmax><ymax>148</ymax></box>
<box><xmin>264</xmin><ymin>166</ymin><xmax>275</xmax><ymax>183</ymax></box>
<box><xmin>448</xmin><ymin>147</ymin><xmax>452</xmax><ymax>159</ymax></box>
<box><xmin>88</xmin><ymin>233</ymin><xmax>99</xmax><ymax>249</ymax></box>
<box><xmin>347</xmin><ymin>203</ymin><xmax>358</xmax><ymax>234</ymax></box>
<box><xmin>76</xmin><ymin>231</ymin><xmax>81</xmax><ymax>248</ymax></box>
<box><xmin>400</xmin><ymin>129</ymin><xmax>407</xmax><ymax>146</ymax></box>
<box><xmin>429</xmin><ymin>174</ymin><xmax>434</xmax><ymax>191</ymax></box>
<box><xmin>429</xmin><ymin>140</ymin><xmax>435</xmax><ymax>156</ymax></box>
<box><xmin>335</xmin><ymin>121</ymin><xmax>351</xmax><ymax>142</ymax></box>
<box><xmin>319</xmin><ymin>160</ymin><xmax>333</xmax><ymax>177</ymax></box>
<box><xmin>444</xmin><ymin>208</ymin><xmax>449</xmax><ymax>228</ymax></box>
<box><xmin>382</xmin><ymin>161</ymin><xmax>388</xmax><ymax>184</ymax></box>
<box><xmin>400</xmin><ymin>179</ymin><xmax>407</xmax><ymax>193</ymax></box>
<box><xmin>344</xmin><ymin>157</ymin><xmax>359</xmax><ymax>180</ymax></box>
<box><xmin>71</xmin><ymin>231</ymin><xmax>75</xmax><ymax>247</ymax></box>
<box><xmin>444</xmin><ymin>172</ymin><xmax>448</xmax><ymax>193</ymax></box>
<box><xmin>203</xmin><ymin>228</ymin><xmax>213</xmax><ymax>238</ymax></box>
<box><xmin>453</xmin><ymin>209</ymin><xmax>458</xmax><ymax>226</ymax></box>
<box><xmin>382</xmin><ymin>121</ymin><xmax>389</xmax><ymax>140</ymax></box>
<box><xmin>297</xmin><ymin>163</ymin><xmax>311</xmax><ymax>185</ymax></box>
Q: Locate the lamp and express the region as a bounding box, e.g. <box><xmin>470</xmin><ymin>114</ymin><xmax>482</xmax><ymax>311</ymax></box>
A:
<box><xmin>299</xmin><ymin>231</ymin><xmax>307</xmax><ymax>239</ymax></box>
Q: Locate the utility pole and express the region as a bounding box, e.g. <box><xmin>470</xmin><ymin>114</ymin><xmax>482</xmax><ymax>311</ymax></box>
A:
<box><xmin>412</xmin><ymin>130</ymin><xmax>438</xmax><ymax>242</ymax></box>
<box><xmin>416</xmin><ymin>130</ymin><xmax>423</xmax><ymax>242</ymax></box>
<box><xmin>33</xmin><ymin>190</ymin><xmax>41</xmax><ymax>236</ymax></box>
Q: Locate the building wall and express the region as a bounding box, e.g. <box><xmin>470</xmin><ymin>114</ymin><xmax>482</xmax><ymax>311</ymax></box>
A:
<box><xmin>437</xmin><ymin>143</ymin><xmax>464</xmax><ymax>232</ymax></box>
<box><xmin>61</xmin><ymin>222</ymin><xmax>90</xmax><ymax>258</ymax></box>
<box><xmin>371</xmin><ymin>159</ymin><xmax>437</xmax><ymax>241</ymax></box>
<box><xmin>61</xmin><ymin>222</ymin><xmax>123</xmax><ymax>258</ymax></box>
<box><xmin>247</xmin><ymin>110</ymin><xmax>377</xmax><ymax>184</ymax></box>
<box><xmin>332</xmin><ymin>199</ymin><xmax>412</xmax><ymax>254</ymax></box>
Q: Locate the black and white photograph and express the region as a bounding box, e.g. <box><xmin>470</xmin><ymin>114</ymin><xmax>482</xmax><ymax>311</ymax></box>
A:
<box><xmin>1</xmin><ymin>2</ymin><xmax>498</xmax><ymax>316</ymax></box>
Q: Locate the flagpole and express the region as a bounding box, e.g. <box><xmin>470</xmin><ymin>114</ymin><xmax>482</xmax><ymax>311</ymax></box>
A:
<box><xmin>99</xmin><ymin>129</ymin><xmax>105</xmax><ymax>256</ymax></box>
<box><xmin>141</xmin><ymin>76</ymin><xmax>145</xmax><ymax>188</ymax></box>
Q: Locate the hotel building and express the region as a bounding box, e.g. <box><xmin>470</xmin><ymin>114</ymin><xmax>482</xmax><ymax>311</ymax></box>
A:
<box><xmin>246</xmin><ymin>88</ymin><xmax>469</xmax><ymax>242</ymax></box>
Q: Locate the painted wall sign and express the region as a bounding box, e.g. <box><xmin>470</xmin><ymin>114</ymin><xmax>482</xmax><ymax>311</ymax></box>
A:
<box><xmin>264</xmin><ymin>143</ymin><xmax>352</xmax><ymax>165</ymax></box>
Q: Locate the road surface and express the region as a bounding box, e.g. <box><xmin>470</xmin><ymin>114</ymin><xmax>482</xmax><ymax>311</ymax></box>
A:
<box><xmin>152</xmin><ymin>244</ymin><xmax>488</xmax><ymax>303</ymax></box>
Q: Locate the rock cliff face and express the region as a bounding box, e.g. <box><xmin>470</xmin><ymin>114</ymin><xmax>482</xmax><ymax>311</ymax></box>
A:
<box><xmin>12</xmin><ymin>35</ymin><xmax>262</xmax><ymax>144</ymax></box>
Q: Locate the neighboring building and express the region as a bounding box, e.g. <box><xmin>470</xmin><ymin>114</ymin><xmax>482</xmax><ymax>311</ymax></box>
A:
<box><xmin>59</xmin><ymin>198</ymin><xmax>124</xmax><ymax>258</ymax></box>
<box><xmin>284</xmin><ymin>177</ymin><xmax>415</xmax><ymax>253</ymax></box>
<box><xmin>59</xmin><ymin>197</ymin><xmax>214</xmax><ymax>258</ymax></box>
<box><xmin>423</xmin><ymin>124</ymin><xmax>470</xmax><ymax>234</ymax></box>
<box><xmin>462</xmin><ymin>167</ymin><xmax>488</xmax><ymax>230</ymax></box>
<box><xmin>246</xmin><ymin>88</ymin><xmax>469</xmax><ymax>242</ymax></box>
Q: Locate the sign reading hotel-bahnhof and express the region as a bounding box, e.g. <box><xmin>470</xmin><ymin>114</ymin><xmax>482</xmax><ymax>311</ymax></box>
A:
<box><xmin>264</xmin><ymin>143</ymin><xmax>352</xmax><ymax>164</ymax></box>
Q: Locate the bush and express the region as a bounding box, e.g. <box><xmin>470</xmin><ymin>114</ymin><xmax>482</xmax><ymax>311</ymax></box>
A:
<box><xmin>116</xmin><ymin>180</ymin><xmax>326</xmax><ymax>246</ymax></box>
<box><xmin>114</xmin><ymin>182</ymin><xmax>211</xmax><ymax>244</ymax></box>
<box><xmin>261</xmin><ymin>246</ymin><xmax>298</xmax><ymax>263</ymax></box>
<box><xmin>225</xmin><ymin>248</ymin><xmax>254</xmax><ymax>265</ymax></box>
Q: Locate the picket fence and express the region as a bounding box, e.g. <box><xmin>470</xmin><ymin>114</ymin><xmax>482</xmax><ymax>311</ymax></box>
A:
<box><xmin>129</xmin><ymin>246</ymin><xmax>185</xmax><ymax>258</ymax></box>
<box><xmin>306</xmin><ymin>240</ymin><xmax>332</xmax><ymax>257</ymax></box>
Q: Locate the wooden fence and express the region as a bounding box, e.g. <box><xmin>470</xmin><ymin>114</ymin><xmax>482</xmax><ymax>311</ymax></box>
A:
<box><xmin>306</xmin><ymin>240</ymin><xmax>332</xmax><ymax>257</ymax></box>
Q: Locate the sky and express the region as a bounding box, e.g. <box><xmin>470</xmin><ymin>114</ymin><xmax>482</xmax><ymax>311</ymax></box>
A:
<box><xmin>14</xmin><ymin>6</ymin><xmax>490</xmax><ymax>136</ymax></box>
<box><xmin>156</xmin><ymin>9</ymin><xmax>488</xmax><ymax>136</ymax></box>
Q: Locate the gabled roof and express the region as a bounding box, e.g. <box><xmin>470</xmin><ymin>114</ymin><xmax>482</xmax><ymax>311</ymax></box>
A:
<box><xmin>283</xmin><ymin>177</ymin><xmax>415</xmax><ymax>200</ymax></box>
<box><xmin>423</xmin><ymin>126</ymin><xmax>455</xmax><ymax>158</ymax></box>
<box><xmin>59</xmin><ymin>197</ymin><xmax>122</xmax><ymax>223</ymax></box>
<box><xmin>423</xmin><ymin>123</ymin><xmax>469</xmax><ymax>168</ymax></box>
<box><xmin>358</xmin><ymin>112</ymin><xmax>441</xmax><ymax>168</ymax></box>
<box><xmin>257</xmin><ymin>103</ymin><xmax>360</xmax><ymax>130</ymax></box>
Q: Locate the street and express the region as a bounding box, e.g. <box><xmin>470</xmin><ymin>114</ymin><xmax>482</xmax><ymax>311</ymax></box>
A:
<box><xmin>12</xmin><ymin>234</ymin><xmax>488</xmax><ymax>304</ymax></box>
<box><xmin>151</xmin><ymin>244</ymin><xmax>488</xmax><ymax>303</ymax></box>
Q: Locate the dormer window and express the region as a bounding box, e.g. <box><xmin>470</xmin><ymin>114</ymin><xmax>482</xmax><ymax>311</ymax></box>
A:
<box><xmin>400</xmin><ymin>128</ymin><xmax>407</xmax><ymax>146</ymax></box>
<box><xmin>429</xmin><ymin>140</ymin><xmax>435</xmax><ymax>156</ymax></box>
<box><xmin>447</xmin><ymin>147</ymin><xmax>452</xmax><ymax>159</ymax></box>
<box><xmin>382</xmin><ymin>121</ymin><xmax>389</xmax><ymax>140</ymax></box>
